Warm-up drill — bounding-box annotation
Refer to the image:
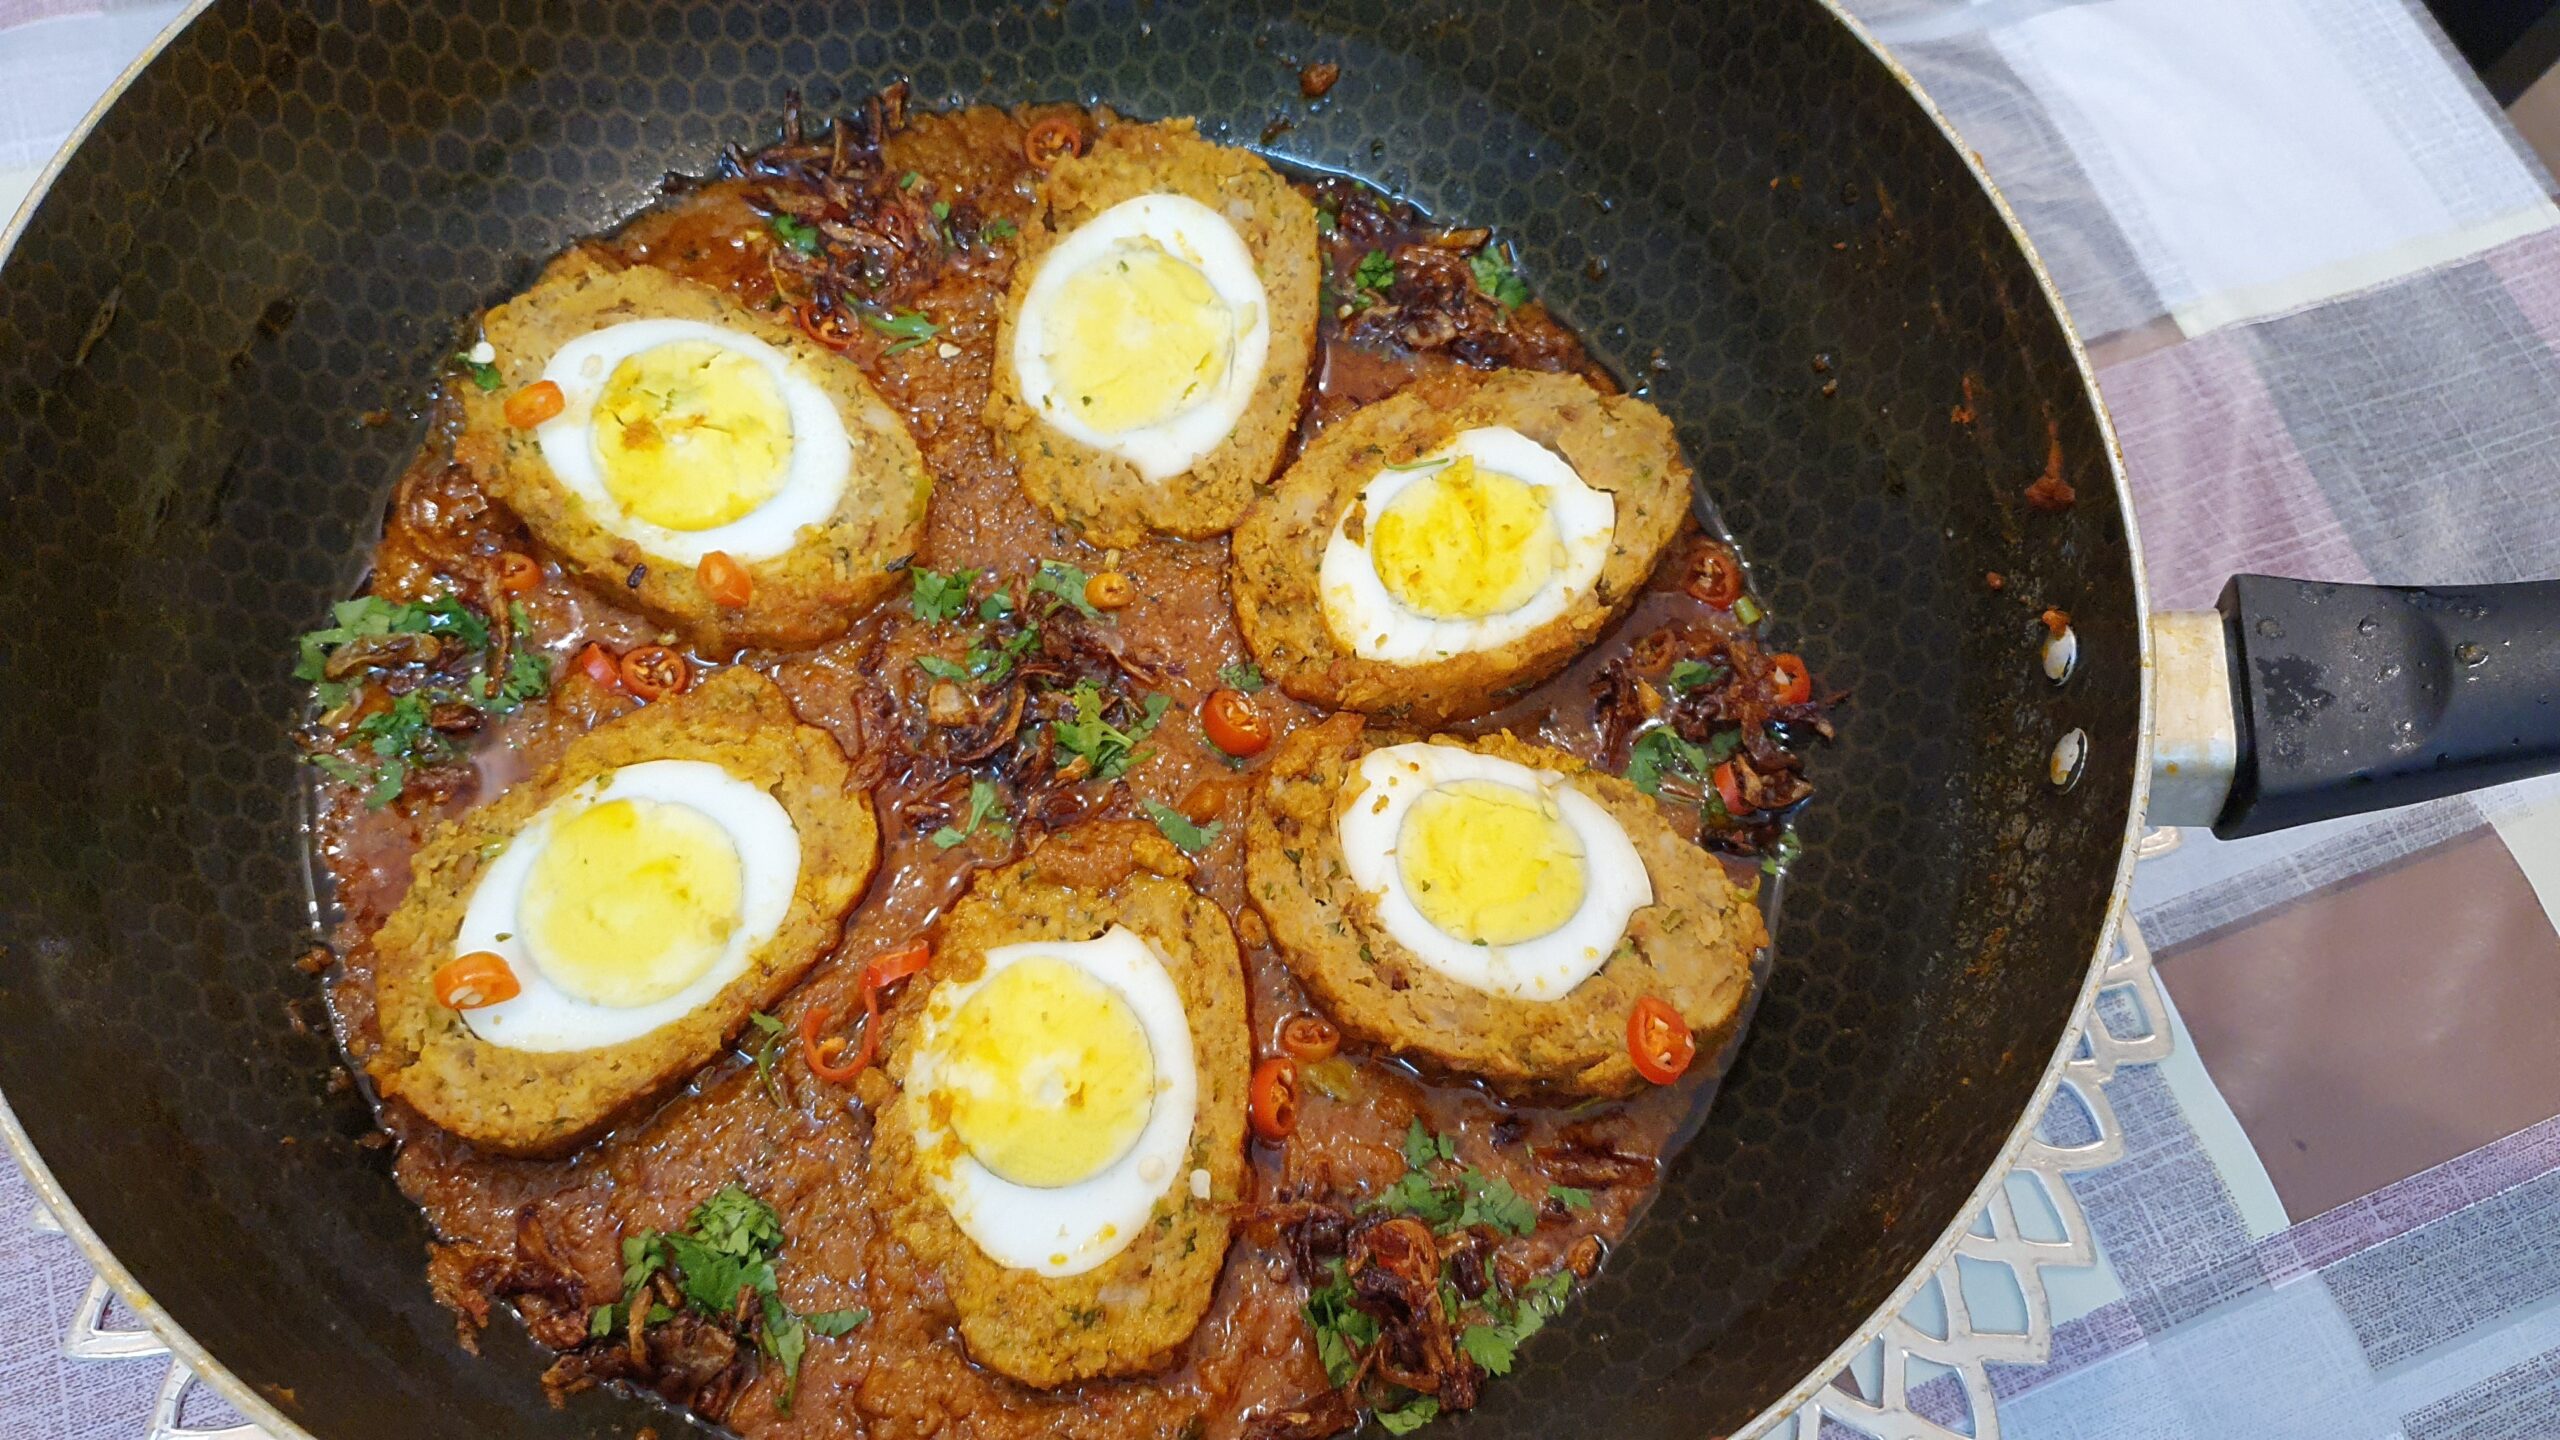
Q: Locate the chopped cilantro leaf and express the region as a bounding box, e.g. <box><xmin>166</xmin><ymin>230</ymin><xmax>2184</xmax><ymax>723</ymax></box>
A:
<box><xmin>1469</xmin><ymin>247</ymin><xmax>1531</xmax><ymax>309</ymax></box>
<box><xmin>865</xmin><ymin>308</ymin><xmax>939</xmax><ymax>356</ymax></box>
<box><xmin>1143</xmin><ymin>799</ymin><xmax>1222</xmax><ymax>855</ymax></box>
<box><xmin>1625</xmin><ymin>726</ymin><xmax>1711</xmax><ymax>796</ymax></box>
<box><xmin>1460</xmin><ymin>1322</ymin><xmax>1518</xmax><ymax>1376</ymax></box>
<box><xmin>1374</xmin><ymin>1397</ymin><xmax>1440</xmax><ymax>1435</ymax></box>
<box><xmin>977</xmin><ymin>589</ymin><xmax>1015</xmax><ymax>622</ymax></box>
<box><xmin>898</xmin><ymin>170</ymin><xmax>921</xmax><ymax>190</ymax></box>
<box><xmin>1217</xmin><ymin>659</ymin><xmax>1265</xmax><ymax>693</ymax></box>
<box><xmin>612</xmin><ymin>1184</ymin><xmax>844</xmax><ymax>1413</ymax></box>
<box><xmin>1549</xmin><ymin>1184</ymin><xmax>1595</xmax><ymax>1212</ymax></box>
<box><xmin>915</xmin><ymin>655</ymin><xmax>971</xmax><ymax>683</ymax></box>
<box><xmin>966</xmin><ymin>628</ymin><xmax>1040</xmax><ymax>683</ymax></box>
<box><xmin>1402</xmin><ymin>1118</ymin><xmax>1455</xmax><ymax>1169</ymax></box>
<box><xmin>1455</xmin><ymin>1168</ymin><xmax>1538</xmax><ymax>1236</ymax></box>
<box><xmin>1353</xmin><ymin>248</ymin><xmax>1396</xmax><ymax>297</ymax></box>
<box><xmin>1030</xmin><ymin>558</ymin><xmax>1102</xmax><ymax>618</ymax></box>
<box><xmin>1050</xmin><ymin>682</ymin><xmax>1168</xmax><ymax>781</ymax></box>
<box><xmin>981</xmin><ymin>217</ymin><xmax>1019</xmax><ymax>243</ymax></box>
<box><xmin>768</xmin><ymin>213</ymin><xmax>823</xmax><ymax>256</ymax></box>
<box><xmin>930</xmin><ymin>199</ymin><xmax>951</xmax><ymax>221</ymax></box>
<box><xmin>1314</xmin><ymin>207</ymin><xmax>1339</xmax><ymax>238</ymax></box>
<box><xmin>908</xmin><ymin>566</ymin><xmax>979</xmax><ymax>623</ymax></box>
<box><xmin>456</xmin><ymin>354</ymin><xmax>502</xmax><ymax>391</ymax></box>
<box><xmin>1302</xmin><ymin>1260</ymin><xmax>1378</xmax><ymax>1388</ymax></box>
<box><xmin>932</xmin><ymin>778</ymin><xmax>1008</xmax><ymax>849</ymax></box>
<box><xmin>804</xmin><ymin>1307</ymin><xmax>868</xmax><ymax>1337</ymax></box>
<box><xmin>1666</xmin><ymin>659</ymin><xmax>1728</xmax><ymax>694</ymax></box>
<box><xmin>589</xmin><ymin>1303</ymin><xmax>619</xmax><ymax>1338</ymax></box>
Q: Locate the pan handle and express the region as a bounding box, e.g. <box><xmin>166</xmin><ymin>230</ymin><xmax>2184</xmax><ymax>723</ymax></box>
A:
<box><xmin>2148</xmin><ymin>575</ymin><xmax>2560</xmax><ymax>838</ymax></box>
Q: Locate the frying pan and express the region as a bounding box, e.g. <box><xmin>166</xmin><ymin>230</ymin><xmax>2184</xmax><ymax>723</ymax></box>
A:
<box><xmin>4</xmin><ymin>2</ymin><xmax>2546</xmax><ymax>1437</ymax></box>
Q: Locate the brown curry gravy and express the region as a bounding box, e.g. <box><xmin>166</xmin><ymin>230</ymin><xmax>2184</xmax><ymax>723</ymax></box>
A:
<box><xmin>315</xmin><ymin>104</ymin><xmax>1764</xmax><ymax>1439</ymax></box>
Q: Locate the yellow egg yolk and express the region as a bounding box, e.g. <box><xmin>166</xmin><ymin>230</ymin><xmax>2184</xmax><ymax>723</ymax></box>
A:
<box><xmin>518</xmin><ymin>797</ymin><xmax>745</xmax><ymax>1009</ymax></box>
<box><xmin>1369</xmin><ymin>457</ymin><xmax>1559</xmax><ymax>619</ymax></box>
<box><xmin>591</xmin><ymin>339</ymin><xmax>794</xmax><ymax>531</ymax></box>
<box><xmin>1041</xmin><ymin>237</ymin><xmax>1235</xmax><ymax>434</ymax></box>
<box><xmin>1396</xmin><ymin>778</ymin><xmax>1588</xmax><ymax>945</ymax></box>
<box><xmin>938</xmin><ymin>957</ymin><xmax>1156</xmax><ymax>1189</ymax></box>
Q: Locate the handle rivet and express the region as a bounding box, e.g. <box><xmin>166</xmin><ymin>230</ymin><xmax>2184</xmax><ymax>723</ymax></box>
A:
<box><xmin>2042</xmin><ymin>624</ymin><xmax>2078</xmax><ymax>684</ymax></box>
<box><xmin>2049</xmin><ymin>728</ymin><xmax>2088</xmax><ymax>792</ymax></box>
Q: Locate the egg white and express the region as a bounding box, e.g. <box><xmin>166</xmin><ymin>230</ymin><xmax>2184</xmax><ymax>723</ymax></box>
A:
<box><xmin>1012</xmin><ymin>193</ymin><xmax>1271</xmax><ymax>483</ymax></box>
<box><xmin>1337</xmin><ymin>744</ymin><xmax>1652</xmax><ymax>1001</ymax></box>
<box><xmin>534</xmin><ymin>318</ymin><xmax>854</xmax><ymax>565</ymax></box>
<box><xmin>1319</xmin><ymin>426</ymin><xmax>1617</xmax><ymax>664</ymax></box>
<box><xmin>902</xmin><ymin>925</ymin><xmax>1198</xmax><ymax>1278</ymax></box>
<box><xmin>455</xmin><ymin>760</ymin><xmax>801</xmax><ymax>1052</ymax></box>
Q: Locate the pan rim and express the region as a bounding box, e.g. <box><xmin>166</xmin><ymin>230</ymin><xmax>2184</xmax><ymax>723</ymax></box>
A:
<box><xmin>0</xmin><ymin>1</ymin><xmax>2155</xmax><ymax>1435</ymax></box>
<box><xmin>1728</xmin><ymin>4</ymin><xmax>2154</xmax><ymax>1433</ymax></box>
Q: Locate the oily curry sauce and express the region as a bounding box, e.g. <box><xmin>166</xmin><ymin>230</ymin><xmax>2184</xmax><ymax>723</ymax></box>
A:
<box><xmin>315</xmin><ymin>105</ymin><xmax>1762</xmax><ymax>1439</ymax></box>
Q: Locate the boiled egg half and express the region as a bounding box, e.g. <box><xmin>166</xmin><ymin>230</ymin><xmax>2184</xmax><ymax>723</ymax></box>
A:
<box><xmin>1011</xmin><ymin>194</ymin><xmax>1270</xmax><ymax>482</ymax></box>
<box><xmin>1319</xmin><ymin>426</ymin><xmax>1616</xmax><ymax>663</ymax></box>
<box><xmin>900</xmin><ymin>926</ymin><xmax>1197</xmax><ymax>1277</ymax></box>
<box><xmin>534</xmin><ymin>319</ymin><xmax>853</xmax><ymax>565</ymax></box>
<box><xmin>1338</xmin><ymin>743</ymin><xmax>1652</xmax><ymax>1000</ymax></box>
<box><xmin>453</xmin><ymin>759</ymin><xmax>801</xmax><ymax>1050</ymax></box>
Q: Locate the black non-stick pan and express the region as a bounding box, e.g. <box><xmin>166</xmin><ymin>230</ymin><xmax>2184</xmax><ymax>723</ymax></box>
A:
<box><xmin>4</xmin><ymin>3</ymin><xmax>2551</xmax><ymax>1437</ymax></box>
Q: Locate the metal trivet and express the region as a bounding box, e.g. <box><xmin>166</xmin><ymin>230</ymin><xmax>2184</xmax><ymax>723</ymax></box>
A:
<box><xmin>29</xmin><ymin>836</ymin><xmax>2178</xmax><ymax>1440</ymax></box>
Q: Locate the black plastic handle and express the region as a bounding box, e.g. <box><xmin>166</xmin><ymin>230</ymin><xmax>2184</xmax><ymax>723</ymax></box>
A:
<box><xmin>2214</xmin><ymin>575</ymin><xmax>2560</xmax><ymax>838</ymax></box>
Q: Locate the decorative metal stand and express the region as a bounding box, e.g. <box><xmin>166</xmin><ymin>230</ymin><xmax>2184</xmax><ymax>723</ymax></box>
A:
<box><xmin>29</xmin><ymin>838</ymin><xmax>2179</xmax><ymax>1440</ymax></box>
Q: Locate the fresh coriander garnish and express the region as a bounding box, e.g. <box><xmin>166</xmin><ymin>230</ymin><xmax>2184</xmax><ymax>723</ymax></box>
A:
<box><xmin>931</xmin><ymin>777</ymin><xmax>1009</xmax><ymax>849</ymax></box>
<box><xmin>1469</xmin><ymin>247</ymin><xmax>1531</xmax><ymax>309</ymax></box>
<box><xmin>1549</xmin><ymin>1184</ymin><xmax>1594</xmax><ymax>1212</ymax></box>
<box><xmin>1352</xmin><ymin>248</ymin><xmax>1396</xmax><ymax>302</ymax></box>
<box><xmin>296</xmin><ymin>595</ymin><xmax>549</xmax><ymax>808</ymax></box>
<box><xmin>1625</xmin><ymin>727</ymin><xmax>1707</xmax><ymax>796</ymax></box>
<box><xmin>1143</xmin><ymin>799</ymin><xmax>1221</xmax><ymax>855</ymax></box>
<box><xmin>768</xmin><ymin>213</ymin><xmax>823</xmax><ymax>257</ymax></box>
<box><xmin>1030</xmin><ymin>558</ymin><xmax>1102</xmax><ymax>619</ymax></box>
<box><xmin>907</xmin><ymin>566</ymin><xmax>979</xmax><ymax>623</ymax></box>
<box><xmin>965</xmin><ymin>628</ymin><xmax>1040</xmax><ymax>684</ymax></box>
<box><xmin>456</xmin><ymin>354</ymin><xmax>503</xmax><ymax>391</ymax></box>
<box><xmin>930</xmin><ymin>199</ymin><xmax>951</xmax><ymax>221</ymax></box>
<box><xmin>865</xmin><ymin>308</ymin><xmax>939</xmax><ymax>356</ymax></box>
<box><xmin>1314</xmin><ymin>207</ymin><xmax>1339</xmax><ymax>238</ymax></box>
<box><xmin>1051</xmin><ymin>682</ymin><xmax>1169</xmax><ymax>781</ymax></box>
<box><xmin>1369</xmin><ymin>1121</ymin><xmax>1536</xmax><ymax>1236</ymax></box>
<box><xmin>1666</xmin><ymin>659</ymin><xmax>1728</xmax><ymax>694</ymax></box>
<box><xmin>1217</xmin><ymin>659</ymin><xmax>1266</xmax><ymax>694</ymax></box>
<box><xmin>981</xmin><ymin>216</ymin><xmax>1019</xmax><ymax>243</ymax></box>
<box><xmin>915</xmin><ymin>655</ymin><xmax>971</xmax><ymax>682</ymax></box>
<box><xmin>597</xmin><ymin>1185</ymin><xmax>861</xmax><ymax>1413</ymax></box>
<box><xmin>1374</xmin><ymin>1397</ymin><xmax>1441</xmax><ymax>1435</ymax></box>
<box><xmin>898</xmin><ymin>170</ymin><xmax>921</xmax><ymax>190</ymax></box>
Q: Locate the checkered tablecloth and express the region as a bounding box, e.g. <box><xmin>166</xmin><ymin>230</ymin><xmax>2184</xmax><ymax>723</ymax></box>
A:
<box><xmin>12</xmin><ymin>2</ymin><xmax>2560</xmax><ymax>1437</ymax></box>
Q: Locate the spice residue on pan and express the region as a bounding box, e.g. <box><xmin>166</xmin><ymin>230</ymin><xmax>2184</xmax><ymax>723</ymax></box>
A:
<box><xmin>297</xmin><ymin>92</ymin><xmax>1830</xmax><ymax>1440</ymax></box>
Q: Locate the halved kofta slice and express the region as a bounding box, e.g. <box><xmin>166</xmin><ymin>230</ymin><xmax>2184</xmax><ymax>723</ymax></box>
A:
<box><xmin>986</xmin><ymin>118</ymin><xmax>1322</xmax><ymax>547</ymax></box>
<box><xmin>1245</xmin><ymin>714</ymin><xmax>1764</xmax><ymax>1099</ymax></box>
<box><xmin>367</xmin><ymin>666</ymin><xmax>878</xmax><ymax>1157</ymax></box>
<box><xmin>867</xmin><ymin>822</ymin><xmax>1249</xmax><ymax>1389</ymax></box>
<box><xmin>1231</xmin><ymin>368</ymin><xmax>1692</xmax><ymax>727</ymax></box>
<box><xmin>458</xmin><ymin>249</ymin><xmax>932</xmax><ymax>652</ymax></box>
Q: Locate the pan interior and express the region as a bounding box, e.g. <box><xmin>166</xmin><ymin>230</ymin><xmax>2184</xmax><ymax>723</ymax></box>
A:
<box><xmin>0</xmin><ymin>2</ymin><xmax>2137</xmax><ymax>1436</ymax></box>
